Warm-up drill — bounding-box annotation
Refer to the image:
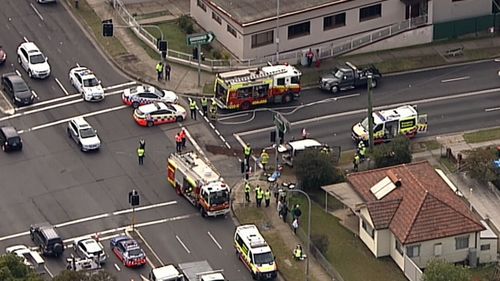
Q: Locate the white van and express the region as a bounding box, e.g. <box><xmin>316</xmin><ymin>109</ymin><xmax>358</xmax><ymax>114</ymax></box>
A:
<box><xmin>277</xmin><ymin>138</ymin><xmax>327</xmax><ymax>167</ymax></box>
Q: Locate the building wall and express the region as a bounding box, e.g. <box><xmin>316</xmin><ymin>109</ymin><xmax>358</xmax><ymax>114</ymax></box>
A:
<box><xmin>431</xmin><ymin>0</ymin><xmax>491</xmax><ymax>23</ymax></box>
<box><xmin>359</xmin><ymin>207</ymin><xmax>377</xmax><ymax>256</ymax></box>
<box><xmin>390</xmin><ymin>233</ymin><xmax>405</xmax><ymax>270</ymax></box>
<box><xmin>479</xmin><ymin>238</ymin><xmax>498</xmax><ymax>263</ymax></box>
<box><xmin>377</xmin><ymin>229</ymin><xmax>391</xmax><ymax>257</ymax></box>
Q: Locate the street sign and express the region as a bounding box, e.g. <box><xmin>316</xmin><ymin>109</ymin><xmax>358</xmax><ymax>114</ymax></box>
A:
<box><xmin>187</xmin><ymin>32</ymin><xmax>215</xmax><ymax>46</ymax></box>
<box><xmin>274</xmin><ymin>113</ymin><xmax>290</xmax><ymax>134</ymax></box>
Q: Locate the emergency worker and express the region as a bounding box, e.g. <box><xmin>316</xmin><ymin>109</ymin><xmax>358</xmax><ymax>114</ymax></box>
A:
<box><xmin>260</xmin><ymin>150</ymin><xmax>269</xmax><ymax>172</ymax></box>
<box><xmin>175</xmin><ymin>133</ymin><xmax>182</xmax><ymax>153</ymax></box>
<box><xmin>353</xmin><ymin>154</ymin><xmax>360</xmax><ymax>172</ymax></box>
<box><xmin>256</xmin><ymin>187</ymin><xmax>264</xmax><ymax>208</ymax></box>
<box><xmin>190</xmin><ymin>99</ymin><xmax>197</xmax><ymax>120</ymax></box>
<box><xmin>244</xmin><ymin>181</ymin><xmax>251</xmax><ymax>203</ymax></box>
<box><xmin>293</xmin><ymin>245</ymin><xmax>303</xmax><ymax>260</ymax></box>
<box><xmin>243</xmin><ymin>143</ymin><xmax>252</xmax><ymax>165</ymax></box>
<box><xmin>264</xmin><ymin>189</ymin><xmax>271</xmax><ymax>207</ymax></box>
<box><xmin>179</xmin><ymin>129</ymin><xmax>187</xmax><ymax>149</ymax></box>
<box><xmin>210</xmin><ymin>99</ymin><xmax>218</xmax><ymax>120</ymax></box>
<box><xmin>201</xmin><ymin>97</ymin><xmax>208</xmax><ymax>116</ymax></box>
<box><xmin>156</xmin><ymin>61</ymin><xmax>164</xmax><ymax>81</ymax></box>
<box><xmin>137</xmin><ymin>146</ymin><xmax>145</xmax><ymax>165</ymax></box>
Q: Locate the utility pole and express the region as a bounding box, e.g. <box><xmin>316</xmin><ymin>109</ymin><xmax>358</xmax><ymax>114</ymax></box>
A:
<box><xmin>197</xmin><ymin>43</ymin><xmax>201</xmax><ymax>87</ymax></box>
<box><xmin>128</xmin><ymin>190</ymin><xmax>140</xmax><ymax>231</ymax></box>
<box><xmin>275</xmin><ymin>0</ymin><xmax>280</xmax><ymax>63</ymax></box>
<box><xmin>367</xmin><ymin>73</ymin><xmax>374</xmax><ymax>151</ymax></box>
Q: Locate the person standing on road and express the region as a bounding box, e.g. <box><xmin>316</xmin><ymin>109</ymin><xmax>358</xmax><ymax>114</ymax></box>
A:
<box><xmin>264</xmin><ymin>189</ymin><xmax>271</xmax><ymax>207</ymax></box>
<box><xmin>210</xmin><ymin>98</ymin><xmax>218</xmax><ymax>120</ymax></box>
<box><xmin>353</xmin><ymin>154</ymin><xmax>360</xmax><ymax>172</ymax></box>
<box><xmin>244</xmin><ymin>181</ymin><xmax>251</xmax><ymax>203</ymax></box>
<box><xmin>292</xmin><ymin>218</ymin><xmax>299</xmax><ymax>234</ymax></box>
<box><xmin>189</xmin><ymin>99</ymin><xmax>197</xmax><ymax>120</ymax></box>
<box><xmin>256</xmin><ymin>187</ymin><xmax>264</xmax><ymax>208</ymax></box>
<box><xmin>243</xmin><ymin>143</ymin><xmax>252</xmax><ymax>166</ymax></box>
<box><xmin>164</xmin><ymin>63</ymin><xmax>171</xmax><ymax>81</ymax></box>
<box><xmin>200</xmin><ymin>97</ymin><xmax>208</xmax><ymax>116</ymax></box>
<box><xmin>137</xmin><ymin>146</ymin><xmax>145</xmax><ymax>165</ymax></box>
<box><xmin>175</xmin><ymin>133</ymin><xmax>182</xmax><ymax>153</ymax></box>
<box><xmin>156</xmin><ymin>61</ymin><xmax>164</xmax><ymax>81</ymax></box>
<box><xmin>139</xmin><ymin>138</ymin><xmax>146</xmax><ymax>150</ymax></box>
<box><xmin>260</xmin><ymin>149</ymin><xmax>269</xmax><ymax>172</ymax></box>
<box><xmin>179</xmin><ymin>129</ymin><xmax>187</xmax><ymax>149</ymax></box>
<box><xmin>280</xmin><ymin>202</ymin><xmax>288</xmax><ymax>222</ymax></box>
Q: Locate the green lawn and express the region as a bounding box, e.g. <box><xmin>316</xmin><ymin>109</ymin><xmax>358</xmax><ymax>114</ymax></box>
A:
<box><xmin>463</xmin><ymin>128</ymin><xmax>500</xmax><ymax>143</ymax></box>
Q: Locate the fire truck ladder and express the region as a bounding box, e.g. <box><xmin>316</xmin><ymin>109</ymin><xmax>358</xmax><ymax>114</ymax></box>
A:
<box><xmin>226</xmin><ymin>68</ymin><xmax>288</xmax><ymax>85</ymax></box>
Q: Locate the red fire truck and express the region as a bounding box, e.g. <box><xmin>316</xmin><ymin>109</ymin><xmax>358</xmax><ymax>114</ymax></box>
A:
<box><xmin>213</xmin><ymin>64</ymin><xmax>302</xmax><ymax>110</ymax></box>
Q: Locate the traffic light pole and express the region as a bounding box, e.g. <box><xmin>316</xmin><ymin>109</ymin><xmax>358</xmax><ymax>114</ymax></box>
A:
<box><xmin>367</xmin><ymin>74</ymin><xmax>374</xmax><ymax>152</ymax></box>
<box><xmin>132</xmin><ymin>206</ymin><xmax>136</xmax><ymax>231</ymax></box>
<box><xmin>197</xmin><ymin>43</ymin><xmax>201</xmax><ymax>87</ymax></box>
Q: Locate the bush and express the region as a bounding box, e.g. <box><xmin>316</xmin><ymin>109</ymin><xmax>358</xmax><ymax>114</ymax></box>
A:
<box><xmin>463</xmin><ymin>147</ymin><xmax>498</xmax><ymax>184</ymax></box>
<box><xmin>178</xmin><ymin>15</ymin><xmax>194</xmax><ymax>34</ymax></box>
<box><xmin>372</xmin><ymin>136</ymin><xmax>412</xmax><ymax>168</ymax></box>
<box><xmin>311</xmin><ymin>234</ymin><xmax>329</xmax><ymax>256</ymax></box>
<box><xmin>294</xmin><ymin>149</ymin><xmax>343</xmax><ymax>192</ymax></box>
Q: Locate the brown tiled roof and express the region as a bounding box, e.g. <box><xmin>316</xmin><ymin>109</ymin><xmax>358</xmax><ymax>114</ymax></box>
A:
<box><xmin>348</xmin><ymin>161</ymin><xmax>485</xmax><ymax>244</ymax></box>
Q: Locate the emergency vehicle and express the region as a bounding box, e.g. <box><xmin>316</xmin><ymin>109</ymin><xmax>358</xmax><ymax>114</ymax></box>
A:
<box><xmin>214</xmin><ymin>64</ymin><xmax>302</xmax><ymax>110</ymax></box>
<box><xmin>167</xmin><ymin>151</ymin><xmax>230</xmax><ymax>217</ymax></box>
<box><xmin>234</xmin><ymin>224</ymin><xmax>277</xmax><ymax>280</ymax></box>
<box><xmin>133</xmin><ymin>102</ymin><xmax>186</xmax><ymax>127</ymax></box>
<box><xmin>352</xmin><ymin>105</ymin><xmax>427</xmax><ymax>144</ymax></box>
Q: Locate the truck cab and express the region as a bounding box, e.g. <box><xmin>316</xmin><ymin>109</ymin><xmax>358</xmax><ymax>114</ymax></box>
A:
<box><xmin>319</xmin><ymin>62</ymin><xmax>380</xmax><ymax>94</ymax></box>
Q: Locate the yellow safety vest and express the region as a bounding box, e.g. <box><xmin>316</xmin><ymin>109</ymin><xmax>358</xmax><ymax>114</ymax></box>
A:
<box><xmin>245</xmin><ymin>184</ymin><xmax>251</xmax><ymax>193</ymax></box>
<box><xmin>264</xmin><ymin>191</ymin><xmax>271</xmax><ymax>200</ymax></box>
<box><xmin>156</xmin><ymin>63</ymin><xmax>163</xmax><ymax>72</ymax></box>
<box><xmin>244</xmin><ymin>146</ymin><xmax>252</xmax><ymax>156</ymax></box>
<box><xmin>190</xmin><ymin>100</ymin><xmax>196</xmax><ymax>110</ymax></box>
<box><xmin>257</xmin><ymin>189</ymin><xmax>264</xmax><ymax>199</ymax></box>
<box><xmin>261</xmin><ymin>152</ymin><xmax>269</xmax><ymax>164</ymax></box>
<box><xmin>201</xmin><ymin>98</ymin><xmax>208</xmax><ymax>106</ymax></box>
<box><xmin>294</xmin><ymin>248</ymin><xmax>302</xmax><ymax>258</ymax></box>
<box><xmin>137</xmin><ymin>148</ymin><xmax>145</xmax><ymax>157</ymax></box>
<box><xmin>354</xmin><ymin>155</ymin><xmax>360</xmax><ymax>164</ymax></box>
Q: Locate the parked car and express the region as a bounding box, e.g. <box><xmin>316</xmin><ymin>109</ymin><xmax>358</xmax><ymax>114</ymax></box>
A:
<box><xmin>0</xmin><ymin>45</ymin><xmax>6</xmax><ymax>65</ymax></box>
<box><xmin>69</xmin><ymin>66</ymin><xmax>104</xmax><ymax>102</ymax></box>
<box><xmin>67</xmin><ymin>117</ymin><xmax>101</xmax><ymax>152</ymax></box>
<box><xmin>133</xmin><ymin>102</ymin><xmax>186</xmax><ymax>127</ymax></box>
<box><xmin>29</xmin><ymin>223</ymin><xmax>64</xmax><ymax>257</ymax></box>
<box><xmin>17</xmin><ymin>42</ymin><xmax>51</xmax><ymax>79</ymax></box>
<box><xmin>122</xmin><ymin>84</ymin><xmax>178</xmax><ymax>108</ymax></box>
<box><xmin>73</xmin><ymin>238</ymin><xmax>106</xmax><ymax>264</ymax></box>
<box><xmin>319</xmin><ymin>62</ymin><xmax>381</xmax><ymax>94</ymax></box>
<box><xmin>0</xmin><ymin>126</ymin><xmax>22</xmax><ymax>152</ymax></box>
<box><xmin>110</xmin><ymin>236</ymin><xmax>146</xmax><ymax>267</ymax></box>
<box><xmin>1</xmin><ymin>73</ymin><xmax>34</xmax><ymax>106</ymax></box>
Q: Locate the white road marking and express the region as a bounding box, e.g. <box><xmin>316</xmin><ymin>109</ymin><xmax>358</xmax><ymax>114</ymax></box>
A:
<box><xmin>237</xmin><ymin>87</ymin><xmax>500</xmax><ymax>137</ymax></box>
<box><xmin>30</xmin><ymin>3</ymin><xmax>44</xmax><ymax>21</ymax></box>
<box><xmin>140</xmin><ymin>275</ymin><xmax>149</xmax><ymax>281</ymax></box>
<box><xmin>23</xmin><ymin>37</ymin><xmax>28</xmax><ymax>43</ymax></box>
<box><xmin>441</xmin><ymin>76</ymin><xmax>470</xmax><ymax>83</ymax></box>
<box><xmin>485</xmin><ymin>107</ymin><xmax>500</xmax><ymax>112</ymax></box>
<box><xmin>103</xmin><ymin>81</ymin><xmax>137</xmax><ymax>91</ymax></box>
<box><xmin>56</xmin><ymin>213</ymin><xmax>110</xmax><ymax>228</ymax></box>
<box><xmin>15</xmin><ymin>70</ymin><xmax>21</xmax><ymax>76</ymax></box>
<box><xmin>0</xmin><ymin>231</ymin><xmax>30</xmax><ymax>241</ymax></box>
<box><xmin>76</xmin><ymin>63</ymin><xmax>80</xmax><ymax>67</ymax></box>
<box><xmin>55</xmin><ymin>78</ymin><xmax>70</xmax><ymax>96</ymax></box>
<box><xmin>218</xmin><ymin>113</ymin><xmax>250</xmax><ymax>121</ymax></box>
<box><xmin>176</xmin><ymin>235</ymin><xmax>191</xmax><ymax>254</ymax></box>
<box><xmin>44</xmin><ymin>265</ymin><xmax>54</xmax><ymax>277</ymax></box>
<box><xmin>112</xmin><ymin>201</ymin><xmax>177</xmax><ymax>215</ymax></box>
<box><xmin>181</xmin><ymin>126</ymin><xmax>207</xmax><ymax>160</ymax></box>
<box><xmin>114</xmin><ymin>263</ymin><xmax>121</xmax><ymax>271</ymax></box>
<box><xmin>208</xmin><ymin>231</ymin><xmax>222</xmax><ymax>250</ymax></box>
<box><xmin>134</xmin><ymin>229</ymin><xmax>164</xmax><ymax>266</ymax></box>
<box><xmin>31</xmin><ymin>90</ymin><xmax>38</xmax><ymax>99</ymax></box>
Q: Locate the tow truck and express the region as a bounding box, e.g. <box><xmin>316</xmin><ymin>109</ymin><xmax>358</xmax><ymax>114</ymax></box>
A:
<box><xmin>167</xmin><ymin>151</ymin><xmax>230</xmax><ymax>217</ymax></box>
<box><xmin>149</xmin><ymin>261</ymin><xmax>225</xmax><ymax>281</ymax></box>
<box><xmin>319</xmin><ymin>62</ymin><xmax>381</xmax><ymax>94</ymax></box>
<box><xmin>5</xmin><ymin>244</ymin><xmax>45</xmax><ymax>274</ymax></box>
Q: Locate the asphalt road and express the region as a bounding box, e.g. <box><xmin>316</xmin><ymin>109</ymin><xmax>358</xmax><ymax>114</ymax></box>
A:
<box><xmin>214</xmin><ymin>60</ymin><xmax>500</xmax><ymax>151</ymax></box>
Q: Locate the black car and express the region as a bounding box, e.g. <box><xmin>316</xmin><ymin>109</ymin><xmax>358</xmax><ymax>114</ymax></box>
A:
<box><xmin>29</xmin><ymin>223</ymin><xmax>64</xmax><ymax>257</ymax></box>
<box><xmin>0</xmin><ymin>126</ymin><xmax>22</xmax><ymax>152</ymax></box>
<box><xmin>0</xmin><ymin>45</ymin><xmax>6</xmax><ymax>65</ymax></box>
<box><xmin>1</xmin><ymin>73</ymin><xmax>34</xmax><ymax>106</ymax></box>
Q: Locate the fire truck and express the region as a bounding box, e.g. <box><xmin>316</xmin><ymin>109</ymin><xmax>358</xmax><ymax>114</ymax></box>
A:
<box><xmin>167</xmin><ymin>152</ymin><xmax>230</xmax><ymax>217</ymax></box>
<box><xmin>214</xmin><ymin>64</ymin><xmax>302</xmax><ymax>110</ymax></box>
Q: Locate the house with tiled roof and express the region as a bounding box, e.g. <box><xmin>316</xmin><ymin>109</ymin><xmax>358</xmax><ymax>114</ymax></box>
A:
<box><xmin>324</xmin><ymin>161</ymin><xmax>498</xmax><ymax>276</ymax></box>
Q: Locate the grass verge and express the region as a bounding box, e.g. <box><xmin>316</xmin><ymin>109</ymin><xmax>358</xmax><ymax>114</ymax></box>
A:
<box><xmin>463</xmin><ymin>128</ymin><xmax>500</xmax><ymax>143</ymax></box>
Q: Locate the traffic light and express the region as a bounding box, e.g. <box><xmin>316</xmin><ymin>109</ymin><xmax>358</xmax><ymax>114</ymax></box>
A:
<box><xmin>192</xmin><ymin>47</ymin><xmax>198</xmax><ymax>60</ymax></box>
<box><xmin>158</xmin><ymin>40</ymin><xmax>168</xmax><ymax>52</ymax></box>
<box><xmin>102</xmin><ymin>19</ymin><xmax>113</xmax><ymax>37</ymax></box>
<box><xmin>128</xmin><ymin>190</ymin><xmax>140</xmax><ymax>206</ymax></box>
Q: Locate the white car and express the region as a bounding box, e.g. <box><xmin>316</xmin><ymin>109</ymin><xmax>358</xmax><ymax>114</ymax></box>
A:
<box><xmin>17</xmin><ymin>42</ymin><xmax>51</xmax><ymax>79</ymax></box>
<box><xmin>5</xmin><ymin>245</ymin><xmax>45</xmax><ymax>269</ymax></box>
<box><xmin>73</xmin><ymin>238</ymin><xmax>107</xmax><ymax>264</ymax></box>
<box><xmin>133</xmin><ymin>102</ymin><xmax>187</xmax><ymax>127</ymax></box>
<box><xmin>67</xmin><ymin>117</ymin><xmax>101</xmax><ymax>152</ymax></box>
<box><xmin>69</xmin><ymin>66</ymin><xmax>104</xmax><ymax>102</ymax></box>
<box><xmin>122</xmin><ymin>84</ymin><xmax>178</xmax><ymax>108</ymax></box>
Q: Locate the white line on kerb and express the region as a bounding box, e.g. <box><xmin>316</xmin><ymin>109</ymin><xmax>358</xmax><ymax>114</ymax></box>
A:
<box><xmin>30</xmin><ymin>3</ymin><xmax>44</xmax><ymax>21</ymax></box>
<box><xmin>31</xmin><ymin>91</ymin><xmax>38</xmax><ymax>99</ymax></box>
<box><xmin>208</xmin><ymin>231</ymin><xmax>222</xmax><ymax>250</ymax></box>
<box><xmin>441</xmin><ymin>76</ymin><xmax>470</xmax><ymax>83</ymax></box>
<box><xmin>55</xmin><ymin>78</ymin><xmax>70</xmax><ymax>96</ymax></box>
<box><xmin>485</xmin><ymin>107</ymin><xmax>500</xmax><ymax>112</ymax></box>
<box><xmin>176</xmin><ymin>235</ymin><xmax>191</xmax><ymax>254</ymax></box>
<box><xmin>44</xmin><ymin>265</ymin><xmax>54</xmax><ymax>277</ymax></box>
<box><xmin>15</xmin><ymin>70</ymin><xmax>21</xmax><ymax>76</ymax></box>
<box><xmin>114</xmin><ymin>264</ymin><xmax>121</xmax><ymax>271</ymax></box>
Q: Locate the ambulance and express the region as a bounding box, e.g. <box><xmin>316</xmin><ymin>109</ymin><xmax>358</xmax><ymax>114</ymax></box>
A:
<box><xmin>234</xmin><ymin>224</ymin><xmax>277</xmax><ymax>280</ymax></box>
<box><xmin>352</xmin><ymin>105</ymin><xmax>427</xmax><ymax>144</ymax></box>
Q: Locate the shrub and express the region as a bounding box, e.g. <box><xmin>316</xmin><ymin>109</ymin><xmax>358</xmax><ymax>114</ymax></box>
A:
<box><xmin>311</xmin><ymin>234</ymin><xmax>329</xmax><ymax>256</ymax></box>
<box><xmin>294</xmin><ymin>149</ymin><xmax>342</xmax><ymax>192</ymax></box>
<box><xmin>372</xmin><ymin>135</ymin><xmax>412</xmax><ymax>168</ymax></box>
<box><xmin>178</xmin><ymin>15</ymin><xmax>194</xmax><ymax>34</ymax></box>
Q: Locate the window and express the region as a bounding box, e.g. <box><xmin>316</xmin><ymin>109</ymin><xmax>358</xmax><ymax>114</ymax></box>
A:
<box><xmin>434</xmin><ymin>243</ymin><xmax>442</xmax><ymax>256</ymax></box>
<box><xmin>395</xmin><ymin>240</ymin><xmax>403</xmax><ymax>255</ymax></box>
<box><xmin>374</xmin><ymin>124</ymin><xmax>383</xmax><ymax>133</ymax></box>
<box><xmin>360</xmin><ymin>4</ymin><xmax>382</xmax><ymax>22</ymax></box>
<box><xmin>291</xmin><ymin>76</ymin><xmax>300</xmax><ymax>84</ymax></box>
<box><xmin>481</xmin><ymin>244</ymin><xmax>491</xmax><ymax>251</ymax></box>
<box><xmin>406</xmin><ymin>245</ymin><xmax>420</xmax><ymax>258</ymax></box>
<box><xmin>227</xmin><ymin>25</ymin><xmax>237</xmax><ymax>38</ymax></box>
<box><xmin>362</xmin><ymin>220</ymin><xmax>374</xmax><ymax>238</ymax></box>
<box><xmin>324</xmin><ymin>13</ymin><xmax>346</xmax><ymax>30</ymax></box>
<box><xmin>236</xmin><ymin>86</ymin><xmax>252</xmax><ymax>99</ymax></box>
<box><xmin>253</xmin><ymin>84</ymin><xmax>269</xmax><ymax>99</ymax></box>
<box><xmin>212</xmin><ymin>12</ymin><xmax>222</xmax><ymax>24</ymax></box>
<box><xmin>288</xmin><ymin>22</ymin><xmax>310</xmax><ymax>39</ymax></box>
<box><xmin>455</xmin><ymin>236</ymin><xmax>469</xmax><ymax>250</ymax></box>
<box><xmin>277</xmin><ymin>78</ymin><xmax>285</xmax><ymax>86</ymax></box>
<box><xmin>251</xmin><ymin>31</ymin><xmax>274</xmax><ymax>48</ymax></box>
<box><xmin>197</xmin><ymin>0</ymin><xmax>206</xmax><ymax>12</ymax></box>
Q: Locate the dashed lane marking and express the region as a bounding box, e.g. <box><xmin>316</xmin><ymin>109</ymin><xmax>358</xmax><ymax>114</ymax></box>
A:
<box><xmin>30</xmin><ymin>3</ymin><xmax>44</xmax><ymax>21</ymax></box>
<box><xmin>31</xmin><ymin>90</ymin><xmax>38</xmax><ymax>99</ymax></box>
<box><xmin>176</xmin><ymin>235</ymin><xmax>191</xmax><ymax>254</ymax></box>
<box><xmin>114</xmin><ymin>263</ymin><xmax>121</xmax><ymax>271</ymax></box>
<box><xmin>104</xmin><ymin>81</ymin><xmax>137</xmax><ymax>91</ymax></box>
<box><xmin>188</xmin><ymin>97</ymin><xmax>231</xmax><ymax>149</ymax></box>
<box><xmin>23</xmin><ymin>37</ymin><xmax>28</xmax><ymax>43</ymax></box>
<box><xmin>15</xmin><ymin>69</ymin><xmax>21</xmax><ymax>76</ymax></box>
<box><xmin>208</xmin><ymin>231</ymin><xmax>222</xmax><ymax>250</ymax></box>
<box><xmin>44</xmin><ymin>265</ymin><xmax>54</xmax><ymax>278</ymax></box>
<box><xmin>441</xmin><ymin>76</ymin><xmax>470</xmax><ymax>83</ymax></box>
<box><xmin>485</xmin><ymin>107</ymin><xmax>500</xmax><ymax>112</ymax></box>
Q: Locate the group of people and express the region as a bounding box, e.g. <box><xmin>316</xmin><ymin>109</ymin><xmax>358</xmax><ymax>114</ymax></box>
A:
<box><xmin>244</xmin><ymin>182</ymin><xmax>272</xmax><ymax>208</ymax></box>
<box><xmin>175</xmin><ymin>129</ymin><xmax>187</xmax><ymax>153</ymax></box>
<box><xmin>352</xmin><ymin>140</ymin><xmax>367</xmax><ymax>172</ymax></box>
<box><xmin>155</xmin><ymin>61</ymin><xmax>171</xmax><ymax>81</ymax></box>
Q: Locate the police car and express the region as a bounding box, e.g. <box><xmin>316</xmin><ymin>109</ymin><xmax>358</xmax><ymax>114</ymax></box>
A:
<box><xmin>133</xmin><ymin>102</ymin><xmax>186</xmax><ymax>127</ymax></box>
<box><xmin>122</xmin><ymin>84</ymin><xmax>178</xmax><ymax>108</ymax></box>
<box><xmin>110</xmin><ymin>236</ymin><xmax>146</xmax><ymax>268</ymax></box>
<box><xmin>69</xmin><ymin>66</ymin><xmax>104</xmax><ymax>102</ymax></box>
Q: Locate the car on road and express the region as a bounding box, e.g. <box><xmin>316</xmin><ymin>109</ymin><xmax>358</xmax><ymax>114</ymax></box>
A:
<box><xmin>0</xmin><ymin>45</ymin><xmax>6</xmax><ymax>65</ymax></box>
<box><xmin>0</xmin><ymin>126</ymin><xmax>22</xmax><ymax>152</ymax></box>
<box><xmin>67</xmin><ymin>117</ymin><xmax>101</xmax><ymax>152</ymax></box>
<box><xmin>17</xmin><ymin>42</ymin><xmax>51</xmax><ymax>79</ymax></box>
<box><xmin>69</xmin><ymin>66</ymin><xmax>104</xmax><ymax>102</ymax></box>
<box><xmin>73</xmin><ymin>237</ymin><xmax>107</xmax><ymax>264</ymax></box>
<box><xmin>319</xmin><ymin>62</ymin><xmax>380</xmax><ymax>94</ymax></box>
<box><xmin>29</xmin><ymin>223</ymin><xmax>64</xmax><ymax>257</ymax></box>
<box><xmin>1</xmin><ymin>73</ymin><xmax>35</xmax><ymax>106</ymax></box>
<box><xmin>110</xmin><ymin>236</ymin><xmax>146</xmax><ymax>267</ymax></box>
<box><xmin>133</xmin><ymin>102</ymin><xmax>186</xmax><ymax>127</ymax></box>
<box><xmin>122</xmin><ymin>84</ymin><xmax>178</xmax><ymax>108</ymax></box>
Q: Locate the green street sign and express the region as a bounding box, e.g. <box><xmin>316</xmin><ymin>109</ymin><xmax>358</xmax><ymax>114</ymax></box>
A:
<box><xmin>274</xmin><ymin>113</ymin><xmax>291</xmax><ymax>134</ymax></box>
<box><xmin>187</xmin><ymin>32</ymin><xmax>215</xmax><ymax>46</ymax></box>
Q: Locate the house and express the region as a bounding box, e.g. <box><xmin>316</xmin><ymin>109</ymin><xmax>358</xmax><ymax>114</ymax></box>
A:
<box><xmin>323</xmin><ymin>161</ymin><xmax>498</xmax><ymax>276</ymax></box>
<box><xmin>190</xmin><ymin>0</ymin><xmax>492</xmax><ymax>60</ymax></box>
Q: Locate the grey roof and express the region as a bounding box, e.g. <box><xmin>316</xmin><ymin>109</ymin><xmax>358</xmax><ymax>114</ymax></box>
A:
<box><xmin>207</xmin><ymin>0</ymin><xmax>346</xmax><ymax>26</ymax></box>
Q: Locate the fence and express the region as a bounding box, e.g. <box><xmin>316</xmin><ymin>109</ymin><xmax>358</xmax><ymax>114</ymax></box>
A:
<box><xmin>404</xmin><ymin>255</ymin><xmax>423</xmax><ymax>281</ymax></box>
<box><xmin>111</xmin><ymin>0</ymin><xmax>428</xmax><ymax>72</ymax></box>
<box><xmin>433</xmin><ymin>15</ymin><xmax>497</xmax><ymax>40</ymax></box>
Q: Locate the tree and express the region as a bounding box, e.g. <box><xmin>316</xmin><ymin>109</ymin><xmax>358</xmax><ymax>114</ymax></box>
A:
<box><xmin>53</xmin><ymin>270</ymin><xmax>117</xmax><ymax>281</ymax></box>
<box><xmin>463</xmin><ymin>147</ymin><xmax>498</xmax><ymax>184</ymax></box>
<box><xmin>0</xmin><ymin>254</ymin><xmax>43</xmax><ymax>281</ymax></box>
<box><xmin>422</xmin><ymin>259</ymin><xmax>471</xmax><ymax>281</ymax></box>
<box><xmin>372</xmin><ymin>136</ymin><xmax>412</xmax><ymax>168</ymax></box>
<box><xmin>294</xmin><ymin>148</ymin><xmax>343</xmax><ymax>192</ymax></box>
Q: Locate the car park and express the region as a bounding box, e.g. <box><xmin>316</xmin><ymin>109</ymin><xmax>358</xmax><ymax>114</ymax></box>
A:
<box><xmin>110</xmin><ymin>236</ymin><xmax>146</xmax><ymax>267</ymax></box>
<box><xmin>73</xmin><ymin>237</ymin><xmax>106</xmax><ymax>264</ymax></box>
<box><xmin>67</xmin><ymin>117</ymin><xmax>101</xmax><ymax>152</ymax></box>
<box><xmin>17</xmin><ymin>42</ymin><xmax>51</xmax><ymax>79</ymax></box>
<box><xmin>1</xmin><ymin>72</ymin><xmax>34</xmax><ymax>106</ymax></box>
<box><xmin>0</xmin><ymin>45</ymin><xmax>6</xmax><ymax>65</ymax></box>
<box><xmin>69</xmin><ymin>66</ymin><xmax>104</xmax><ymax>102</ymax></box>
<box><xmin>0</xmin><ymin>126</ymin><xmax>22</xmax><ymax>152</ymax></box>
<box><xmin>122</xmin><ymin>84</ymin><xmax>178</xmax><ymax>108</ymax></box>
<box><xmin>29</xmin><ymin>223</ymin><xmax>64</xmax><ymax>257</ymax></box>
<box><xmin>133</xmin><ymin>102</ymin><xmax>186</xmax><ymax>127</ymax></box>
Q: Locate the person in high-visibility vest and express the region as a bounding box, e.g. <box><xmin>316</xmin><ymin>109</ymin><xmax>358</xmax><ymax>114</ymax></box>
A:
<box><xmin>210</xmin><ymin>99</ymin><xmax>218</xmax><ymax>120</ymax></box>
<box><xmin>256</xmin><ymin>187</ymin><xmax>264</xmax><ymax>208</ymax></box>
<box><xmin>200</xmin><ymin>97</ymin><xmax>208</xmax><ymax>116</ymax></box>
<box><xmin>359</xmin><ymin>145</ymin><xmax>366</xmax><ymax>160</ymax></box>
<box><xmin>244</xmin><ymin>143</ymin><xmax>252</xmax><ymax>163</ymax></box>
<box><xmin>260</xmin><ymin>149</ymin><xmax>269</xmax><ymax>172</ymax></box>
<box><xmin>155</xmin><ymin>61</ymin><xmax>163</xmax><ymax>81</ymax></box>
<box><xmin>244</xmin><ymin>181</ymin><xmax>251</xmax><ymax>203</ymax></box>
<box><xmin>353</xmin><ymin>154</ymin><xmax>360</xmax><ymax>172</ymax></box>
<box><xmin>254</xmin><ymin>185</ymin><xmax>260</xmax><ymax>204</ymax></box>
<box><xmin>175</xmin><ymin>133</ymin><xmax>182</xmax><ymax>153</ymax></box>
<box><xmin>264</xmin><ymin>189</ymin><xmax>271</xmax><ymax>208</ymax></box>
<box><xmin>137</xmin><ymin>147</ymin><xmax>145</xmax><ymax>165</ymax></box>
<box><xmin>293</xmin><ymin>245</ymin><xmax>303</xmax><ymax>260</ymax></box>
<box><xmin>189</xmin><ymin>99</ymin><xmax>197</xmax><ymax>120</ymax></box>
